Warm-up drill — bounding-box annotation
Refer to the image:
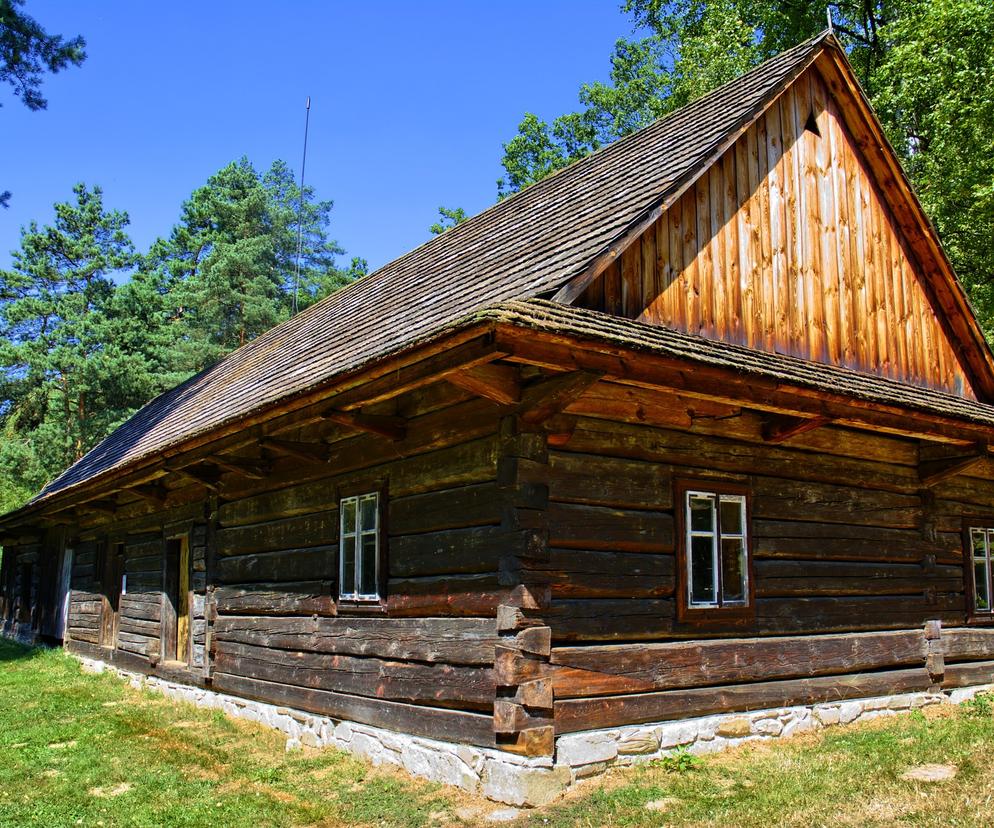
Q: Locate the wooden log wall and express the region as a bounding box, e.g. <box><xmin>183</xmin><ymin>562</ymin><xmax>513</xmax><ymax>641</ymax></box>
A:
<box><xmin>0</xmin><ymin>542</ymin><xmax>40</xmax><ymax>638</ymax></box>
<box><xmin>528</xmin><ymin>376</ymin><xmax>994</xmax><ymax>734</ymax></box>
<box><xmin>206</xmin><ymin>383</ymin><xmax>507</xmax><ymax>746</ymax></box>
<box><xmin>66</xmin><ymin>539</ymin><xmax>102</xmax><ymax>645</ymax></box>
<box><xmin>575</xmin><ymin>66</ymin><xmax>974</xmax><ymax>399</ymax></box>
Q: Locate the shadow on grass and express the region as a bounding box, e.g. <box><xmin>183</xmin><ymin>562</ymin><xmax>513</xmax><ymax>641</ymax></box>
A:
<box><xmin>0</xmin><ymin>636</ymin><xmax>48</xmax><ymax>663</ymax></box>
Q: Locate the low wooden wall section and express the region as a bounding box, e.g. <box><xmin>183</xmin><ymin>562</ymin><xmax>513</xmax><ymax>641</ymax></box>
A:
<box><xmin>208</xmin><ymin>390</ymin><xmax>507</xmax><ymax>747</ymax></box>
<box><xmin>551</xmin><ymin>624</ymin><xmax>994</xmax><ymax>733</ymax></box>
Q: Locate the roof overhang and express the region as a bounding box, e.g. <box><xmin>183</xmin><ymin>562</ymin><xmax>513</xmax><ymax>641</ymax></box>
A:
<box><xmin>4</xmin><ymin>299</ymin><xmax>994</xmax><ymax>536</ymax></box>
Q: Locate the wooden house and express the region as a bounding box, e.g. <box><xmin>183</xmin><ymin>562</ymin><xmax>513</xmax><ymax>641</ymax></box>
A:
<box><xmin>3</xmin><ymin>31</ymin><xmax>994</xmax><ymax>804</ymax></box>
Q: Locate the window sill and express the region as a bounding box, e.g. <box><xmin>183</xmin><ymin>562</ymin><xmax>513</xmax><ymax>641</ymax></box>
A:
<box><xmin>963</xmin><ymin>614</ymin><xmax>994</xmax><ymax>626</ymax></box>
<box><xmin>336</xmin><ymin>601</ymin><xmax>388</xmax><ymax>616</ymax></box>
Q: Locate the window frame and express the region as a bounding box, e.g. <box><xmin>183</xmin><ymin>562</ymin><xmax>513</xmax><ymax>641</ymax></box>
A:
<box><xmin>337</xmin><ymin>486</ymin><xmax>387</xmax><ymax>610</ymax></box>
<box><xmin>964</xmin><ymin>518</ymin><xmax>994</xmax><ymax>623</ymax></box>
<box><xmin>675</xmin><ymin>479</ymin><xmax>754</xmax><ymax>625</ymax></box>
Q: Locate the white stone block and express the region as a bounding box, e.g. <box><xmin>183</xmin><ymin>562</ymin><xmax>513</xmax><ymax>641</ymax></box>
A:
<box><xmin>556</xmin><ymin>732</ymin><xmax>618</xmax><ymax>767</ymax></box>
<box><xmin>481</xmin><ymin>761</ymin><xmax>570</xmax><ymax>807</ymax></box>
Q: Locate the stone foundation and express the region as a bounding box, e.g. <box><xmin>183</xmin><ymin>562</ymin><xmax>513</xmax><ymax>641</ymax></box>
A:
<box><xmin>74</xmin><ymin>655</ymin><xmax>993</xmax><ymax>807</ymax></box>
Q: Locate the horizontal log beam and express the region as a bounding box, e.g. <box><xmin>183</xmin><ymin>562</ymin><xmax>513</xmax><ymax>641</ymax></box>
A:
<box><xmin>445</xmin><ymin>363</ymin><xmax>521</xmax><ymax>405</ymax></box>
<box><xmin>260</xmin><ymin>438</ymin><xmax>329</xmax><ymax>464</ymax></box>
<box><xmin>762</xmin><ymin>414</ymin><xmax>831</xmax><ymax>444</ymax></box>
<box><xmin>518</xmin><ymin>370</ymin><xmax>603</xmax><ymax>426</ymax></box>
<box><xmin>209</xmin><ymin>456</ymin><xmax>271</xmax><ymax>480</ymax></box>
<box><xmin>321</xmin><ymin>409</ymin><xmax>406</xmax><ymax>441</ymax></box>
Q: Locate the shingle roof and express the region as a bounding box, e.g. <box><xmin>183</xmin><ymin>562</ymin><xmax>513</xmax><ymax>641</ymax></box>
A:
<box><xmin>34</xmin><ymin>31</ymin><xmax>848</xmax><ymax>503</ymax></box>
<box><xmin>479</xmin><ymin>299</ymin><xmax>994</xmax><ymax>428</ymax></box>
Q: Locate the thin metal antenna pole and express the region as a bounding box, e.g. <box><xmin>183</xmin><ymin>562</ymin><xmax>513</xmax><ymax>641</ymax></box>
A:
<box><xmin>293</xmin><ymin>95</ymin><xmax>311</xmax><ymax>315</ymax></box>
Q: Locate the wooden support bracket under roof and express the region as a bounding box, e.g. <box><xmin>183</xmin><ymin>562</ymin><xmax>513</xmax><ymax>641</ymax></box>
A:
<box><xmin>79</xmin><ymin>499</ymin><xmax>118</xmax><ymax>517</ymax></box>
<box><xmin>170</xmin><ymin>464</ymin><xmax>223</xmax><ymax>492</ymax></box>
<box><xmin>918</xmin><ymin>443</ymin><xmax>989</xmax><ymax>487</ymax></box>
<box><xmin>208</xmin><ymin>456</ymin><xmax>271</xmax><ymax>480</ymax></box>
<box><xmin>321</xmin><ymin>408</ymin><xmax>407</xmax><ymax>441</ymax></box>
<box><xmin>445</xmin><ymin>362</ymin><xmax>521</xmax><ymax>405</ymax></box>
<box><xmin>762</xmin><ymin>413</ymin><xmax>832</xmax><ymax>443</ymax></box>
<box><xmin>260</xmin><ymin>438</ymin><xmax>330</xmax><ymax>464</ymax></box>
<box><xmin>130</xmin><ymin>483</ymin><xmax>168</xmax><ymax>505</ymax></box>
<box><xmin>518</xmin><ymin>370</ymin><xmax>603</xmax><ymax>426</ymax></box>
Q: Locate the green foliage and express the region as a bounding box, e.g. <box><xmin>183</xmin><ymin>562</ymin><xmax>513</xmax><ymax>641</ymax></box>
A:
<box><xmin>652</xmin><ymin>746</ymin><xmax>703</xmax><ymax>773</ymax></box>
<box><xmin>0</xmin><ymin>184</ymin><xmax>138</xmax><ymax>495</ymax></box>
<box><xmin>0</xmin><ymin>159</ymin><xmax>360</xmax><ymax>506</ymax></box>
<box><xmin>964</xmin><ymin>692</ymin><xmax>993</xmax><ymax>718</ymax></box>
<box><xmin>428</xmin><ymin>206</ymin><xmax>468</xmax><ymax>235</ymax></box>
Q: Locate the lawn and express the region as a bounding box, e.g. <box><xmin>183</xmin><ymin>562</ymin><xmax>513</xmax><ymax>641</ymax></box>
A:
<box><xmin>2</xmin><ymin>638</ymin><xmax>993</xmax><ymax>827</ymax></box>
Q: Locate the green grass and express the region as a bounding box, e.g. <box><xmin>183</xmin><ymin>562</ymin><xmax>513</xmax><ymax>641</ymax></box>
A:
<box><xmin>0</xmin><ymin>639</ymin><xmax>454</xmax><ymax>827</ymax></box>
<box><xmin>3</xmin><ymin>638</ymin><xmax>994</xmax><ymax>827</ymax></box>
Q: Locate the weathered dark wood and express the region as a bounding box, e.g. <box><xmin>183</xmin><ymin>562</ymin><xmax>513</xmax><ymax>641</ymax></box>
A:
<box><xmin>942</xmin><ymin>661</ymin><xmax>994</xmax><ymax>688</ymax></box>
<box><xmin>542</xmin><ymin>549</ymin><xmax>675</xmax><ymax>599</ymax></box>
<box><xmin>214</xmin><ymin>640</ymin><xmax>495</xmax><ymax>710</ymax></box>
<box><xmin>446</xmin><ymin>363</ymin><xmax>521</xmax><ymax>405</ymax></box>
<box><xmin>321</xmin><ymin>409</ymin><xmax>406</xmax><ymax>441</ymax></box>
<box><xmin>546</xmin><ymin>503</ymin><xmax>673</xmax><ymax>553</ymax></box>
<box><xmin>214</xmin><ymin>582</ymin><xmax>337</xmax><ymax>616</ymax></box>
<box><xmin>547</xmin><ymin>629</ymin><xmax>927</xmax><ymax>698</ymax></box>
<box><xmin>545</xmin><ymin>599</ymin><xmax>675</xmax><ymax>642</ymax></box>
<box><xmin>260</xmin><ymin>438</ymin><xmax>330</xmax><ymax>464</ymax></box>
<box><xmin>212</xmin><ymin>616</ymin><xmax>499</xmax><ymax>665</ymax></box>
<box><xmin>217</xmin><ymin>513</ymin><xmax>334</xmax><ymax>557</ymax></box>
<box><xmin>389</xmin><ymin>527</ymin><xmax>540</xmax><ymax>578</ymax></box>
<box><xmin>390</xmin><ymin>483</ymin><xmax>504</xmax><ymax>535</ymax></box>
<box><xmin>762</xmin><ymin>414</ymin><xmax>832</xmax><ymax>444</ymax></box>
<box><xmin>555</xmin><ymin>667</ymin><xmax>931</xmax><ymax>732</ymax></box>
<box><xmin>518</xmin><ymin>371</ymin><xmax>602</xmax><ymax>426</ymax></box>
<box><xmin>386</xmin><ymin>574</ymin><xmax>502</xmax><ymax>617</ymax></box>
<box><xmin>216</xmin><ymin>546</ymin><xmax>336</xmax><ymax>584</ymax></box>
<box><xmin>942</xmin><ymin>628</ymin><xmax>994</xmax><ymax>661</ymax></box>
<box><xmin>212</xmin><ymin>672</ymin><xmax>496</xmax><ymax>746</ymax></box>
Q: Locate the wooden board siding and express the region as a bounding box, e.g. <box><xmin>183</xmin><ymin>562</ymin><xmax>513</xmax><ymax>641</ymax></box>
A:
<box><xmin>576</xmin><ymin>66</ymin><xmax>975</xmax><ymax>399</ymax></box>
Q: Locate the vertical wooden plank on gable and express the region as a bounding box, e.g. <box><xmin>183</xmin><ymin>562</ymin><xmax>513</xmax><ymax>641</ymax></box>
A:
<box><xmin>812</xmin><ymin>73</ymin><xmax>840</xmax><ymax>364</ymax></box>
<box><xmin>722</xmin><ymin>147</ymin><xmax>742</xmax><ymax>345</ymax></box>
<box><xmin>694</xmin><ymin>176</ymin><xmax>713</xmax><ymax>338</ymax></box>
<box><xmin>638</xmin><ymin>221</ymin><xmax>656</xmax><ymax>324</ymax></box>
<box><xmin>621</xmin><ymin>240</ymin><xmax>641</xmax><ymax>319</ymax></box>
<box><xmin>843</xmin><ymin>122</ymin><xmax>869</xmax><ymax>371</ymax></box>
<box><xmin>709</xmin><ymin>163</ymin><xmax>727</xmax><ymax>342</ymax></box>
<box><xmin>681</xmin><ymin>183</ymin><xmax>700</xmax><ymax>338</ymax></box>
<box><xmin>870</xmin><ymin>175</ymin><xmax>893</xmax><ymax>377</ymax></box>
<box><xmin>795</xmin><ymin>74</ymin><xmax>825</xmax><ymax>363</ymax></box>
<box><xmin>738</xmin><ymin>125</ymin><xmax>759</xmax><ymax>349</ymax></box>
<box><xmin>766</xmin><ymin>99</ymin><xmax>789</xmax><ymax>352</ymax></box>
<box><xmin>779</xmin><ymin>84</ymin><xmax>804</xmax><ymax>358</ymax></box>
<box><xmin>669</xmin><ymin>193</ymin><xmax>687</xmax><ymax>332</ymax></box>
<box><xmin>603</xmin><ymin>259</ymin><xmax>622</xmax><ymax>316</ymax></box>
<box><xmin>857</xmin><ymin>152</ymin><xmax>882</xmax><ymax>373</ymax></box>
<box><xmin>825</xmin><ymin>91</ymin><xmax>855</xmax><ymax>368</ymax></box>
<box><xmin>652</xmin><ymin>214</ymin><xmax>673</xmax><ymax>328</ymax></box>
<box><xmin>887</xmin><ymin>214</ymin><xmax>909</xmax><ymax>382</ymax></box>
<box><xmin>755</xmin><ymin>111</ymin><xmax>775</xmax><ymax>351</ymax></box>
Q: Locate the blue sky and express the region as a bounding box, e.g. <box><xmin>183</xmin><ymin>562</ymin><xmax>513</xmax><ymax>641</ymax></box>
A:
<box><xmin>1</xmin><ymin>1</ymin><xmax>635</xmax><ymax>273</ymax></box>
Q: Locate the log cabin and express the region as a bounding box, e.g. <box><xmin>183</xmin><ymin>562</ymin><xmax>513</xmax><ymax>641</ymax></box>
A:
<box><xmin>3</xmin><ymin>30</ymin><xmax>994</xmax><ymax>804</ymax></box>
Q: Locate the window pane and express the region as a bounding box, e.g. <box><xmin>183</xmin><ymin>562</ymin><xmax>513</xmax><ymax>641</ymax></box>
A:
<box><xmin>976</xmin><ymin>561</ymin><xmax>991</xmax><ymax>612</ymax></box>
<box><xmin>360</xmin><ymin>494</ymin><xmax>378</xmax><ymax>534</ymax></box>
<box><xmin>359</xmin><ymin>534</ymin><xmax>378</xmax><ymax>597</ymax></box>
<box><xmin>971</xmin><ymin>528</ymin><xmax>987</xmax><ymax>558</ymax></box>
<box><xmin>690</xmin><ymin>535</ymin><xmax>715</xmax><ymax>605</ymax></box>
<box><xmin>341</xmin><ymin>498</ymin><xmax>357</xmax><ymax>535</ymax></box>
<box><xmin>340</xmin><ymin>535</ymin><xmax>356</xmax><ymax>597</ymax></box>
<box><xmin>721</xmin><ymin>537</ymin><xmax>746</xmax><ymax>603</ymax></box>
<box><xmin>689</xmin><ymin>495</ymin><xmax>714</xmax><ymax>533</ymax></box>
<box><xmin>719</xmin><ymin>497</ymin><xmax>743</xmax><ymax>536</ymax></box>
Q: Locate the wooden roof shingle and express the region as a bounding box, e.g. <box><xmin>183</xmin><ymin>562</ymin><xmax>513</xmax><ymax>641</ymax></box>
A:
<box><xmin>31</xmin><ymin>31</ymin><xmax>918</xmax><ymax>504</ymax></box>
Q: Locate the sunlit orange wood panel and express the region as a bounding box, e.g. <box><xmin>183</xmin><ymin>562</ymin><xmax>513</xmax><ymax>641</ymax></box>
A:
<box><xmin>576</xmin><ymin>67</ymin><xmax>975</xmax><ymax>399</ymax></box>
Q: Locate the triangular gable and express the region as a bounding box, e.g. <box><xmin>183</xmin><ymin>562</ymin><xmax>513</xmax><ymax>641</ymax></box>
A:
<box><xmin>560</xmin><ymin>36</ymin><xmax>994</xmax><ymax>402</ymax></box>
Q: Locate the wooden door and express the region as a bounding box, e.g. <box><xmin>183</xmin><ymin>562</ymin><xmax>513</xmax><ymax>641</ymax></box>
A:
<box><xmin>100</xmin><ymin>544</ymin><xmax>123</xmax><ymax>647</ymax></box>
<box><xmin>163</xmin><ymin>536</ymin><xmax>190</xmax><ymax>664</ymax></box>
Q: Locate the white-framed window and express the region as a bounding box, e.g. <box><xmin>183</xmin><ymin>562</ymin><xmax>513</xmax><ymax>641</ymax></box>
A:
<box><xmin>339</xmin><ymin>492</ymin><xmax>381</xmax><ymax>601</ymax></box>
<box><xmin>969</xmin><ymin>526</ymin><xmax>993</xmax><ymax>614</ymax></box>
<box><xmin>685</xmin><ymin>490</ymin><xmax>749</xmax><ymax>609</ymax></box>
